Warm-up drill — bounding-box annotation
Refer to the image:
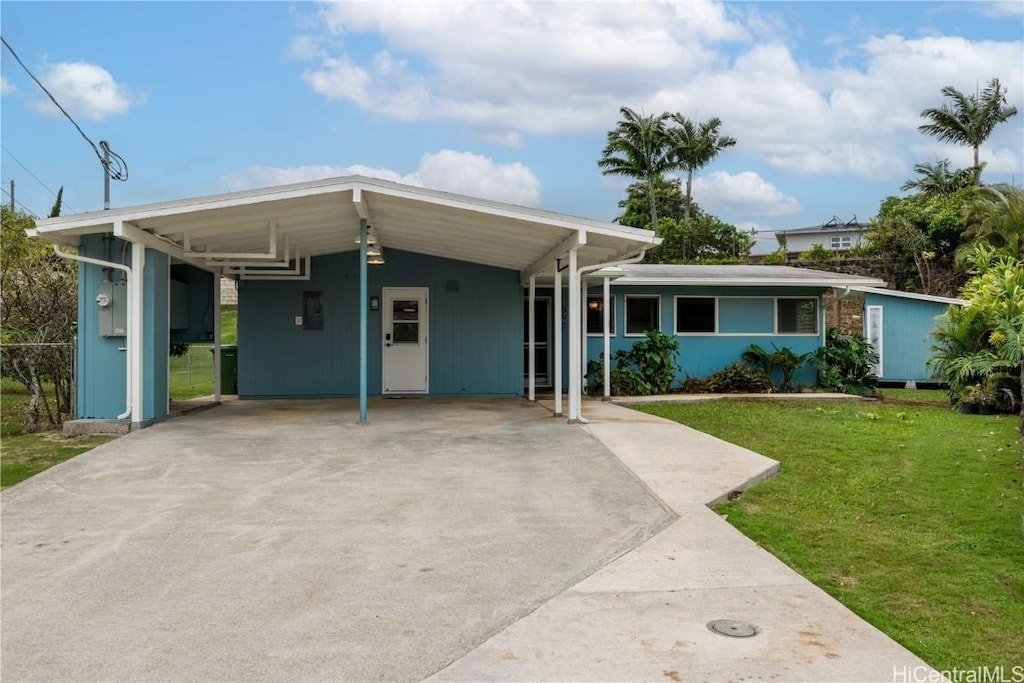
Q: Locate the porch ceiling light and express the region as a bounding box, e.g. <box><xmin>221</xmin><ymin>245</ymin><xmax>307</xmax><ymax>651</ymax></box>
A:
<box><xmin>367</xmin><ymin>243</ymin><xmax>383</xmax><ymax>257</ymax></box>
<box><xmin>368</xmin><ymin>254</ymin><xmax>386</xmax><ymax>265</ymax></box>
<box><xmin>353</xmin><ymin>229</ymin><xmax>378</xmax><ymax>246</ymax></box>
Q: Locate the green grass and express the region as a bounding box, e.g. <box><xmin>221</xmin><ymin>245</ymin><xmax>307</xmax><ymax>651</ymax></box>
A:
<box><xmin>878</xmin><ymin>388</ymin><xmax>950</xmax><ymax>405</ymax></box>
<box><xmin>635</xmin><ymin>399</ymin><xmax>1024</xmax><ymax>671</ymax></box>
<box><xmin>1</xmin><ymin>378</ymin><xmax>114</xmax><ymax>488</ymax></box>
<box><xmin>169</xmin><ymin>306</ymin><xmax>237</xmax><ymax>400</ymax></box>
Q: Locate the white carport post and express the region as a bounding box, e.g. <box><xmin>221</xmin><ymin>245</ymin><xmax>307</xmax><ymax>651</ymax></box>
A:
<box><xmin>567</xmin><ymin>246</ymin><xmax>581</xmax><ymax>422</ymax></box>
<box><xmin>603</xmin><ymin>276</ymin><xmax>611</xmax><ymax>399</ymax></box>
<box><xmin>527</xmin><ymin>275</ymin><xmax>536</xmax><ymax>401</ymax></box>
<box><xmin>581</xmin><ymin>275</ymin><xmax>588</xmax><ymax>401</ymax></box>
<box><xmin>358</xmin><ymin>218</ymin><xmax>368</xmax><ymax>425</ymax></box>
<box><xmin>213</xmin><ymin>275</ymin><xmax>222</xmax><ymax>402</ymax></box>
<box><xmin>553</xmin><ymin>264</ymin><xmax>562</xmax><ymax>417</ymax></box>
<box><xmin>130</xmin><ymin>241</ymin><xmax>145</xmax><ymax>425</ymax></box>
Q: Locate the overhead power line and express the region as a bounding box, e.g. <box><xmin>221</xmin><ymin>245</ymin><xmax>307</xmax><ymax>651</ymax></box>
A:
<box><xmin>1</xmin><ymin>145</ymin><xmax>78</xmax><ymax>213</ymax></box>
<box><xmin>0</xmin><ymin>34</ymin><xmax>128</xmax><ymax>186</ymax></box>
<box><xmin>1</xmin><ymin>184</ymin><xmax>41</xmax><ymax>218</ymax></box>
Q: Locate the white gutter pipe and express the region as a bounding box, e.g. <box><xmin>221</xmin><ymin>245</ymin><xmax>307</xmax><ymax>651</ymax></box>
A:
<box><xmin>52</xmin><ymin>243</ymin><xmax>134</xmax><ymax>421</ymax></box>
<box><xmin>569</xmin><ymin>248</ymin><xmax>648</xmax><ymax>423</ymax></box>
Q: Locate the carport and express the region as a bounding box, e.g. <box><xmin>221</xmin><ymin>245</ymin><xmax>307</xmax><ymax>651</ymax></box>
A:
<box><xmin>31</xmin><ymin>176</ymin><xmax>659</xmax><ymax>426</ymax></box>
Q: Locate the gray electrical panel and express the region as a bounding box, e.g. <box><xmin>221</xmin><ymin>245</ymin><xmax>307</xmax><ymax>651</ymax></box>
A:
<box><xmin>97</xmin><ymin>281</ymin><xmax>127</xmax><ymax>337</ymax></box>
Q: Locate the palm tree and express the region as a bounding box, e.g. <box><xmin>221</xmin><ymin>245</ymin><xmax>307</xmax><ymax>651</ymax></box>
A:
<box><xmin>900</xmin><ymin>159</ymin><xmax>973</xmax><ymax>196</ymax></box>
<box><xmin>918</xmin><ymin>78</ymin><xmax>1019</xmax><ymax>186</ymax></box>
<box><xmin>598</xmin><ymin>107</ymin><xmax>671</xmax><ymax>230</ymax></box>
<box><xmin>959</xmin><ymin>184</ymin><xmax>1024</xmax><ymax>263</ymax></box>
<box><xmin>665</xmin><ymin>114</ymin><xmax>737</xmax><ymax>221</ymax></box>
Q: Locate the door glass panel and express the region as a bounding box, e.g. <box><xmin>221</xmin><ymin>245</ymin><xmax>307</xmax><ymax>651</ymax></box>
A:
<box><xmin>393</xmin><ymin>322</ymin><xmax>418</xmax><ymax>344</ymax></box>
<box><xmin>393</xmin><ymin>300</ymin><xmax>419</xmax><ymax>321</ymax></box>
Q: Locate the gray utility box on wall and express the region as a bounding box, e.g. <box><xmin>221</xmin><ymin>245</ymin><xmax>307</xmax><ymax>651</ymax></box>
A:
<box><xmin>96</xmin><ymin>281</ymin><xmax>128</xmax><ymax>337</ymax></box>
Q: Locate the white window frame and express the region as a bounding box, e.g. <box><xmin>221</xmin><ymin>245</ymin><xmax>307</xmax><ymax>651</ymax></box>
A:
<box><xmin>586</xmin><ymin>295</ymin><xmax>616</xmax><ymax>337</ymax></box>
<box><xmin>624</xmin><ymin>295</ymin><xmax>661</xmax><ymax>337</ymax></box>
<box><xmin>673</xmin><ymin>295</ymin><xmax>718</xmax><ymax>336</ymax></box>
<box><xmin>775</xmin><ymin>296</ymin><xmax>820</xmax><ymax>336</ymax></box>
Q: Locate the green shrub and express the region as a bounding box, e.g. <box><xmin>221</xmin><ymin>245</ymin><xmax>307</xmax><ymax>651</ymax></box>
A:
<box><xmin>810</xmin><ymin>328</ymin><xmax>879</xmax><ymax>396</ymax></box>
<box><xmin>696</xmin><ymin>363</ymin><xmax>774</xmax><ymax>393</ymax></box>
<box><xmin>585</xmin><ymin>330</ymin><xmax>680</xmax><ymax>396</ymax></box>
<box><xmin>741</xmin><ymin>343</ymin><xmax>811</xmax><ymax>392</ymax></box>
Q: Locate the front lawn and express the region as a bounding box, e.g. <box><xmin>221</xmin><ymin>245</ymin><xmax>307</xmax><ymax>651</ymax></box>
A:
<box><xmin>635</xmin><ymin>399</ymin><xmax>1023</xmax><ymax>671</ymax></box>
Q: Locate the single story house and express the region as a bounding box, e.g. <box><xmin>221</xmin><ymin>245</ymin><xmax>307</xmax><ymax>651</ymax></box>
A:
<box><xmin>32</xmin><ymin>176</ymin><xmax>888</xmax><ymax>429</ymax></box>
<box><xmin>850</xmin><ymin>287</ymin><xmax>967</xmax><ymax>386</ymax></box>
<box><xmin>774</xmin><ymin>216</ymin><xmax>870</xmax><ymax>255</ymax></box>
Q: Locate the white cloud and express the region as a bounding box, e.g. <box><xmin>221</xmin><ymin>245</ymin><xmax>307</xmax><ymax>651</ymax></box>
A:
<box><xmin>0</xmin><ymin>76</ymin><xmax>15</xmax><ymax>96</ymax></box>
<box><xmin>31</xmin><ymin>62</ymin><xmax>140</xmax><ymax>121</ymax></box>
<box><xmin>974</xmin><ymin>2</ymin><xmax>1024</xmax><ymax>18</ymax></box>
<box><xmin>219</xmin><ymin>150</ymin><xmax>542</xmax><ymax>206</ymax></box>
<box><xmin>692</xmin><ymin>171</ymin><xmax>800</xmax><ymax>219</ymax></box>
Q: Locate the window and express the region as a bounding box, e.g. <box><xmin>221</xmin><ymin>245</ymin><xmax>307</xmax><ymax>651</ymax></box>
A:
<box><xmin>675</xmin><ymin>297</ymin><xmax>716</xmax><ymax>334</ymax></box>
<box><xmin>625</xmin><ymin>296</ymin><xmax>659</xmax><ymax>335</ymax></box>
<box><xmin>830</xmin><ymin>236</ymin><xmax>852</xmax><ymax>249</ymax></box>
<box><xmin>777</xmin><ymin>298</ymin><xmax>818</xmax><ymax>334</ymax></box>
<box><xmin>391</xmin><ymin>299</ymin><xmax>420</xmax><ymax>343</ymax></box>
<box><xmin>586</xmin><ymin>296</ymin><xmax>615</xmax><ymax>335</ymax></box>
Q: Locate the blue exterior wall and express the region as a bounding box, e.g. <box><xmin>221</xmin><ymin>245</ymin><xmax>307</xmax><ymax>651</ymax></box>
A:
<box><xmin>76</xmin><ymin>234</ymin><xmax>169</xmax><ymax>421</ymax></box>
<box><xmin>237</xmin><ymin>249</ymin><xmax>522</xmax><ymax>397</ymax></box>
<box><xmin>864</xmin><ymin>292</ymin><xmax>951</xmax><ymax>383</ymax></box>
<box><xmin>579</xmin><ymin>285</ymin><xmax>826</xmax><ymax>388</ymax></box>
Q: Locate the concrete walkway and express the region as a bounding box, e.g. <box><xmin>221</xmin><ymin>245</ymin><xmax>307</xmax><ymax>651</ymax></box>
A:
<box><xmin>432</xmin><ymin>400</ymin><xmax>937</xmax><ymax>682</ymax></box>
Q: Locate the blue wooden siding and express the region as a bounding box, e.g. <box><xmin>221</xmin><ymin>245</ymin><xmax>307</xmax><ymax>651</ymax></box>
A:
<box><xmin>578</xmin><ymin>285</ymin><xmax>825</xmax><ymax>387</ymax></box>
<box><xmin>237</xmin><ymin>249</ymin><xmax>522</xmax><ymax>397</ymax></box>
<box><xmin>864</xmin><ymin>292</ymin><xmax>950</xmax><ymax>383</ymax></box>
<box><xmin>76</xmin><ymin>234</ymin><xmax>169</xmax><ymax>421</ymax></box>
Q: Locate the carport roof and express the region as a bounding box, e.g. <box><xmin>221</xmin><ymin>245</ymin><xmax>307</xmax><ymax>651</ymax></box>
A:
<box><xmin>32</xmin><ymin>175</ymin><xmax>659</xmax><ymax>276</ymax></box>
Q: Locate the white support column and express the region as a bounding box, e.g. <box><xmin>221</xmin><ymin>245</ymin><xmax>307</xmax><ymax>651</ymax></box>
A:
<box><xmin>603</xmin><ymin>276</ymin><xmax>611</xmax><ymax>399</ymax></box>
<box><xmin>130</xmin><ymin>241</ymin><xmax>145</xmax><ymax>425</ymax></box>
<box><xmin>553</xmin><ymin>264</ymin><xmax>563</xmax><ymax>417</ymax></box>
<box><xmin>580</xmin><ymin>275</ymin><xmax>588</xmax><ymax>410</ymax></box>
<box><xmin>213</xmin><ymin>275</ymin><xmax>222</xmax><ymax>402</ymax></box>
<box><xmin>567</xmin><ymin>247</ymin><xmax>580</xmax><ymax>422</ymax></box>
<box><xmin>528</xmin><ymin>275</ymin><xmax>536</xmax><ymax>401</ymax></box>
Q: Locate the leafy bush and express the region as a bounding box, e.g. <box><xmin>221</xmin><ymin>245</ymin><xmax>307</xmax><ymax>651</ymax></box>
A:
<box><xmin>810</xmin><ymin>328</ymin><xmax>879</xmax><ymax>396</ymax></box>
<box><xmin>585</xmin><ymin>330</ymin><xmax>680</xmax><ymax>396</ymax></box>
<box><xmin>685</xmin><ymin>363</ymin><xmax>773</xmax><ymax>394</ymax></box>
<box><xmin>741</xmin><ymin>343</ymin><xmax>811</xmax><ymax>392</ymax></box>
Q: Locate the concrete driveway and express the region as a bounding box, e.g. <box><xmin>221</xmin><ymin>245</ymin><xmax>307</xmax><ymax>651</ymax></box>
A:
<box><xmin>1</xmin><ymin>398</ymin><xmax>673</xmax><ymax>682</ymax></box>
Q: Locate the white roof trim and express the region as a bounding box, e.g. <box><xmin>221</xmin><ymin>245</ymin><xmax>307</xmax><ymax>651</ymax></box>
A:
<box><xmin>606</xmin><ymin>276</ymin><xmax>887</xmax><ymax>288</ymax></box>
<box><xmin>850</xmin><ymin>287</ymin><xmax>967</xmax><ymax>306</ymax></box>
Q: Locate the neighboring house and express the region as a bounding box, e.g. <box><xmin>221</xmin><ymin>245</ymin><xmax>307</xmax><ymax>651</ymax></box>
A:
<box><xmin>31</xmin><ymin>176</ymin><xmax>891</xmax><ymax>430</ymax></box>
<box><xmin>774</xmin><ymin>216</ymin><xmax>870</xmax><ymax>255</ymax></box>
<box><xmin>850</xmin><ymin>287</ymin><xmax>967</xmax><ymax>386</ymax></box>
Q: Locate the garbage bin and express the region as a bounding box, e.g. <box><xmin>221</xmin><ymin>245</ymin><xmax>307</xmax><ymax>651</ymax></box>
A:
<box><xmin>210</xmin><ymin>345</ymin><xmax>238</xmax><ymax>394</ymax></box>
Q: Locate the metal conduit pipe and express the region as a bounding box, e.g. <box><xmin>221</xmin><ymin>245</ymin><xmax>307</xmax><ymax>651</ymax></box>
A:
<box><xmin>52</xmin><ymin>243</ymin><xmax>134</xmax><ymax>420</ymax></box>
<box><xmin>570</xmin><ymin>247</ymin><xmax>649</xmax><ymax>423</ymax></box>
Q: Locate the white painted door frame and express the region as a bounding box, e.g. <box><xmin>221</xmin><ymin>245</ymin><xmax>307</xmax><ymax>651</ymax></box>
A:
<box><xmin>382</xmin><ymin>287</ymin><xmax>429</xmax><ymax>393</ymax></box>
<box><xmin>866</xmin><ymin>304</ymin><xmax>883</xmax><ymax>378</ymax></box>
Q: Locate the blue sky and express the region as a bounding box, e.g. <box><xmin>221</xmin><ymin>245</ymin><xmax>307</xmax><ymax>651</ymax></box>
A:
<box><xmin>2</xmin><ymin>1</ymin><xmax>1022</xmax><ymax>252</ymax></box>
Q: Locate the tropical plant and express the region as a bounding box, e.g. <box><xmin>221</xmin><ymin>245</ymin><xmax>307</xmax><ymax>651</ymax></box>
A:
<box><xmin>615</xmin><ymin>176</ymin><xmax>689</xmax><ymax>231</ymax></box>
<box><xmin>900</xmin><ymin>159</ymin><xmax>974</xmax><ymax>196</ymax></box>
<box><xmin>809</xmin><ymin>328</ymin><xmax>879</xmax><ymax>397</ymax></box>
<box><xmin>654</xmin><ymin>214</ymin><xmax>755</xmax><ymax>264</ymax></box>
<box><xmin>665</xmin><ymin>114</ymin><xmax>737</xmax><ymax>221</ymax></box>
<box><xmin>586</xmin><ymin>330</ymin><xmax>680</xmax><ymax>396</ymax></box>
<box><xmin>918</xmin><ymin>78</ymin><xmax>1019</xmax><ymax>186</ymax></box>
<box><xmin>742</xmin><ymin>343</ymin><xmax>812</xmax><ymax>392</ymax></box>
<box><xmin>599</xmin><ymin>107</ymin><xmax>672</xmax><ymax>229</ymax></box>
<box><xmin>684</xmin><ymin>362</ymin><xmax>773</xmax><ymax>394</ymax></box>
<box><xmin>958</xmin><ymin>184</ymin><xmax>1024</xmax><ymax>264</ymax></box>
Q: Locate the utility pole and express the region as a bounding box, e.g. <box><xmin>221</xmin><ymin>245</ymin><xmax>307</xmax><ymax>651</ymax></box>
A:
<box><xmin>101</xmin><ymin>140</ymin><xmax>110</xmax><ymax>210</ymax></box>
<box><xmin>8</xmin><ymin>179</ymin><xmax>13</xmax><ymax>210</ymax></box>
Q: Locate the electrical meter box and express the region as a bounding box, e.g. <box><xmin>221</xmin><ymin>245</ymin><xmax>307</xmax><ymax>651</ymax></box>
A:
<box><xmin>96</xmin><ymin>281</ymin><xmax>127</xmax><ymax>337</ymax></box>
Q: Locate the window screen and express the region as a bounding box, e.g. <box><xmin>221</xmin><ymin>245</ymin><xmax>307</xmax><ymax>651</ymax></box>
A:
<box><xmin>625</xmin><ymin>296</ymin><xmax>659</xmax><ymax>335</ymax></box>
<box><xmin>675</xmin><ymin>297</ymin><xmax>716</xmax><ymax>333</ymax></box>
<box><xmin>586</xmin><ymin>297</ymin><xmax>615</xmax><ymax>335</ymax></box>
<box><xmin>777</xmin><ymin>298</ymin><xmax>818</xmax><ymax>334</ymax></box>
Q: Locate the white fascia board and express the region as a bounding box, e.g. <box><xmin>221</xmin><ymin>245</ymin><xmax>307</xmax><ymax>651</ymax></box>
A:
<box><xmin>850</xmin><ymin>286</ymin><xmax>967</xmax><ymax>305</ymax></box>
<box><xmin>612</xmin><ymin>277</ymin><xmax>888</xmax><ymax>288</ymax></box>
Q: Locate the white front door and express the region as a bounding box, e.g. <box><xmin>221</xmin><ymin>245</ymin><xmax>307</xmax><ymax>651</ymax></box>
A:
<box><xmin>382</xmin><ymin>287</ymin><xmax>429</xmax><ymax>393</ymax></box>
